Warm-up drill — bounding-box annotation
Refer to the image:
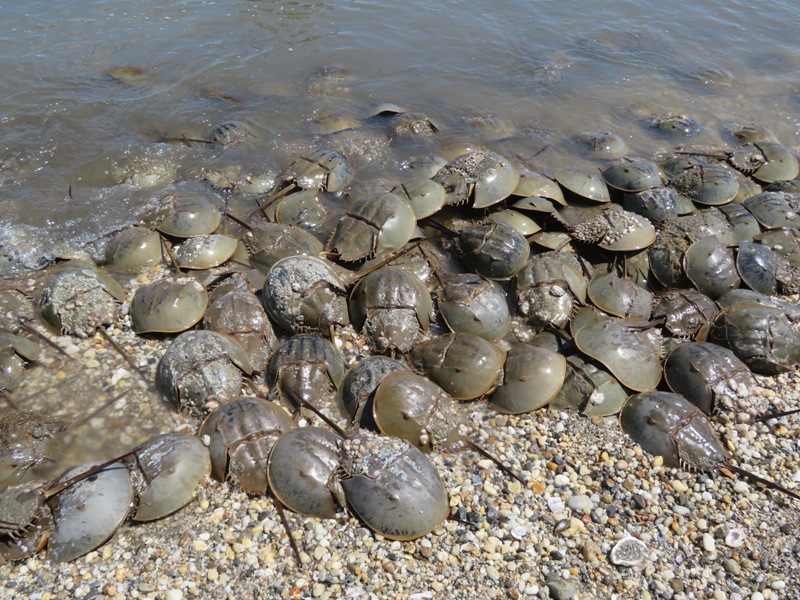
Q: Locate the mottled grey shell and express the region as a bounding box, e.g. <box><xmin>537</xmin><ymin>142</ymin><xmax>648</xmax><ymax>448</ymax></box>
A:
<box><xmin>263</xmin><ymin>255</ymin><xmax>350</xmax><ymax>335</ymax></box>
<box><xmin>457</xmin><ymin>221</ymin><xmax>530</xmax><ymax>280</ymax></box>
<box><xmin>663</xmin><ymin>342</ymin><xmax>754</xmax><ymax>415</ymax></box>
<box><xmin>339</xmin><ymin>431</ymin><xmax>449</xmax><ymax>540</ymax></box>
<box><xmin>156</xmin><ymin>330</ymin><xmax>253</xmax><ymax>412</ymax></box>
<box><xmin>244</xmin><ymin>222</ymin><xmax>324</xmax><ymax>273</ymax></box>
<box><xmin>433</xmin><ymin>150</ymin><xmax>519</xmax><ymax>208</ymax></box>
<box><xmin>707</xmin><ymin>303</ymin><xmax>800</xmax><ymax>374</ymax></box>
<box><xmin>438</xmin><ymin>273</ymin><xmax>510</xmax><ymax>341</ymax></box>
<box><xmin>338</xmin><ymin>356</ymin><xmax>407</xmax><ymax>424</ymax></box>
<box><xmin>326</xmin><ymin>193</ymin><xmax>417</xmax><ymax>262</ymax></box>
<box><xmin>349</xmin><ymin>267</ymin><xmax>433</xmax><ymax>353</ymax></box>
<box><xmin>40</xmin><ymin>262</ymin><xmax>125</xmax><ymax>337</ymax></box>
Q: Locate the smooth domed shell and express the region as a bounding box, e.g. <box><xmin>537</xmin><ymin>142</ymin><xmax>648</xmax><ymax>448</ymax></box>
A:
<box><xmin>0</xmin><ymin>332</ymin><xmax>40</xmax><ymax>362</ymax></box>
<box><xmin>751</xmin><ymin>142</ymin><xmax>799</xmax><ymax>183</ymax></box>
<box><xmin>48</xmin><ymin>461</ymin><xmax>133</xmax><ymax>562</ymax></box>
<box><xmin>553</xmin><ymin>169</ymin><xmax>610</xmax><ymax>202</ymax></box>
<box><xmin>393</xmin><ymin>179</ymin><xmax>446</xmax><ymax>219</ymax></box>
<box><xmin>173</xmin><ymin>235</ymin><xmax>237</xmax><ymax>270</ymax></box>
<box><xmin>601</xmin><ymin>160</ymin><xmax>662</xmax><ymax>192</ymax></box>
<box><xmin>488</xmin><ymin>209</ymin><xmax>542</xmax><ymax>236</ymax></box>
<box><xmin>550</xmin><ymin>354</ymin><xmax>628</xmax><ymax>417</ymax></box>
<box><xmin>683</xmin><ymin>236</ymin><xmax>741</xmax><ymax>299</ymax></box>
<box><xmin>131</xmin><ymin>279</ymin><xmax>208</xmax><ymax>334</ymax></box>
<box><xmin>513</xmin><ymin>171</ymin><xmax>566</xmax><ymax>205</ymax></box>
<box><xmin>372</xmin><ymin>371</ymin><xmax>468</xmax><ymax>451</ymax></box>
<box><xmin>156</xmin><ymin>198</ymin><xmax>221</xmax><ymax>238</ymax></box>
<box><xmin>105</xmin><ymin>227</ymin><xmax>163</xmax><ymax>270</ymax></box>
<box><xmin>530</xmin><ymin>231</ymin><xmax>576</xmax><ymax>251</ymax></box>
<box><xmin>408</xmin><ymin>333</ymin><xmax>505</xmax><ymax>400</ymax></box>
<box><xmin>574</xmin><ymin>320</ymin><xmax>663</xmax><ymax>392</ymax></box>
<box><xmin>587</xmin><ymin>272</ymin><xmax>654</xmax><ymax>319</ymax></box>
<box><xmin>131</xmin><ymin>433</ymin><xmax>211</xmax><ymax>521</ymax></box>
<box><xmin>573</xmin><ymin>131</ymin><xmax>628</xmax><ymax>159</ymax></box>
<box><xmin>490</xmin><ymin>345</ymin><xmax>566</xmax><ymax>414</ymax></box>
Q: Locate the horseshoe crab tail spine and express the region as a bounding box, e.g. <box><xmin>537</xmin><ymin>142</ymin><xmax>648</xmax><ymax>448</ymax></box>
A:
<box><xmin>273</xmin><ymin>496</ymin><xmax>303</xmax><ymax>565</ymax></box>
<box><xmin>724</xmin><ymin>463</ymin><xmax>800</xmax><ymax>503</ymax></box>
<box><xmin>753</xmin><ymin>407</ymin><xmax>800</xmax><ymax>423</ymax></box>
<box><xmin>465</xmin><ymin>439</ymin><xmax>527</xmax><ymax>486</ymax></box>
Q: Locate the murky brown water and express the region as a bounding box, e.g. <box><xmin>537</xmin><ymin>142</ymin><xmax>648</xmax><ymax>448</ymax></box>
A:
<box><xmin>1</xmin><ymin>0</ymin><xmax>799</xmax><ymax>274</ymax></box>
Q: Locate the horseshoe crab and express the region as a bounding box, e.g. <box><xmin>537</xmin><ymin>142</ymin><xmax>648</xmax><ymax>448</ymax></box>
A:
<box><xmin>40</xmin><ymin>262</ymin><xmax>125</xmax><ymax>337</ymax></box>
<box><xmin>267</xmin><ymin>426</ymin><xmax>345</xmax><ymax>519</ymax></box>
<box><xmin>408</xmin><ymin>333</ymin><xmax>505</xmax><ymax>400</ymax></box>
<box><xmin>200</xmin><ymin>397</ymin><xmax>296</xmax><ymax>495</ymax></box>
<box><xmin>131</xmin><ymin>278</ymin><xmax>208</xmax><ymax>335</ymax></box>
<box><xmin>349</xmin><ymin>267</ymin><xmax>433</xmax><ymax>353</ymax></box>
<box><xmin>338</xmin><ymin>430</ymin><xmax>449</xmax><ymax>540</ymax></box>
<box><xmin>156</xmin><ymin>330</ymin><xmax>253</xmax><ymax>413</ymax></box>
<box><xmin>620</xmin><ymin>391</ymin><xmax>800</xmax><ymax>502</ymax></box>
<box><xmin>326</xmin><ymin>193</ymin><xmax>417</xmax><ymax>262</ymax></box>
<box><xmin>433</xmin><ymin>150</ymin><xmax>519</xmax><ymax>208</ymax></box>
<box><xmin>263</xmin><ymin>255</ymin><xmax>350</xmax><ymax>336</ymax></box>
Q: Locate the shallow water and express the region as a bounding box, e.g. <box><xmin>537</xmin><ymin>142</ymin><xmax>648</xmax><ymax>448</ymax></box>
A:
<box><xmin>1</xmin><ymin>0</ymin><xmax>799</xmax><ymax>275</ymax></box>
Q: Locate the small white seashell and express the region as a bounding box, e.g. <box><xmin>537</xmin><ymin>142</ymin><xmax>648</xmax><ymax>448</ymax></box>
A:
<box><xmin>725</xmin><ymin>528</ymin><xmax>746</xmax><ymax>548</ymax></box>
<box><xmin>609</xmin><ymin>535</ymin><xmax>648</xmax><ymax>567</ymax></box>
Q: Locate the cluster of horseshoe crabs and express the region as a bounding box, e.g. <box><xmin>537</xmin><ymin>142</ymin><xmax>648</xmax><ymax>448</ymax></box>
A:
<box><xmin>1</xmin><ymin>107</ymin><xmax>800</xmax><ymax>571</ymax></box>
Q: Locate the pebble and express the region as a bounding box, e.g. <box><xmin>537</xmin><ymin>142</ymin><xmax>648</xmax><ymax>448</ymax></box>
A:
<box><xmin>165</xmin><ymin>591</ymin><xmax>183</xmax><ymax>600</ymax></box>
<box><xmin>702</xmin><ymin>533</ymin><xmax>716</xmax><ymax>553</ymax></box>
<box><xmin>670</xmin><ymin>480</ymin><xmax>689</xmax><ymax>494</ymax></box>
<box><xmin>567</xmin><ymin>494</ymin><xmax>593</xmax><ymax>512</ymax></box>
<box><xmin>609</xmin><ymin>536</ymin><xmax>648</xmax><ymax>567</ymax></box>
<box><xmin>546</xmin><ymin>578</ymin><xmax>576</xmax><ymax>600</ymax></box>
<box><xmin>547</xmin><ymin>497</ymin><xmax>566</xmax><ymax>514</ymax></box>
<box><xmin>554</xmin><ymin>474</ymin><xmax>571</xmax><ymax>486</ymax></box>
<box><xmin>724</xmin><ymin>559</ymin><xmax>741</xmax><ymax>576</ymax></box>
